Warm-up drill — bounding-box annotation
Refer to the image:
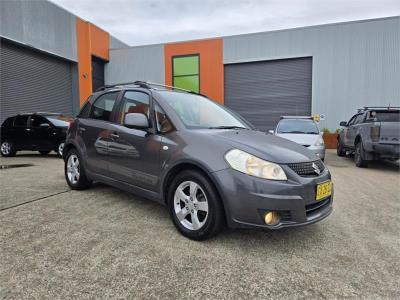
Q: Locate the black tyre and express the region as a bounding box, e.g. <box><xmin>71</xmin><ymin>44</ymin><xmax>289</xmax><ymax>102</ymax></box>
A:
<box><xmin>64</xmin><ymin>148</ymin><xmax>92</xmax><ymax>190</ymax></box>
<box><xmin>56</xmin><ymin>140</ymin><xmax>65</xmax><ymax>157</ymax></box>
<box><xmin>354</xmin><ymin>141</ymin><xmax>368</xmax><ymax>168</ymax></box>
<box><xmin>1</xmin><ymin>140</ymin><xmax>17</xmax><ymax>157</ymax></box>
<box><xmin>39</xmin><ymin>150</ymin><xmax>51</xmax><ymax>155</ymax></box>
<box><xmin>168</xmin><ymin>170</ymin><xmax>224</xmax><ymax>240</ymax></box>
<box><xmin>337</xmin><ymin>139</ymin><xmax>346</xmax><ymax>157</ymax></box>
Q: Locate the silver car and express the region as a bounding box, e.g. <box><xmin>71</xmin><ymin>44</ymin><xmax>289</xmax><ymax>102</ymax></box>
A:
<box><xmin>270</xmin><ymin>116</ymin><xmax>326</xmax><ymax>161</ymax></box>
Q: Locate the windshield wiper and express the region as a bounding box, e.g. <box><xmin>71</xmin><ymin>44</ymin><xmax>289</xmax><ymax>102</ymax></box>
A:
<box><xmin>208</xmin><ymin>126</ymin><xmax>247</xmax><ymax>130</ymax></box>
<box><xmin>280</xmin><ymin>131</ymin><xmax>306</xmax><ymax>134</ymax></box>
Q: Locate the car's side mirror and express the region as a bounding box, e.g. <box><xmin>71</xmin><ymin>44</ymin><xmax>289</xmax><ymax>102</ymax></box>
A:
<box><xmin>268</xmin><ymin>130</ymin><xmax>274</xmax><ymax>135</ymax></box>
<box><xmin>339</xmin><ymin>121</ymin><xmax>347</xmax><ymax>127</ymax></box>
<box><xmin>124</xmin><ymin>113</ymin><xmax>149</xmax><ymax>130</ymax></box>
<box><xmin>40</xmin><ymin>123</ymin><xmax>50</xmax><ymax>128</ymax></box>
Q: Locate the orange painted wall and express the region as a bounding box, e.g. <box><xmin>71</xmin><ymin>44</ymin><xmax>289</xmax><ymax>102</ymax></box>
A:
<box><xmin>164</xmin><ymin>39</ymin><xmax>224</xmax><ymax>104</ymax></box>
<box><xmin>76</xmin><ymin>18</ymin><xmax>110</xmax><ymax>106</ymax></box>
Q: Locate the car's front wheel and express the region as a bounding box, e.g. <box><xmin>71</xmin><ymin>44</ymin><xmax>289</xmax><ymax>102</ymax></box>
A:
<box><xmin>64</xmin><ymin>149</ymin><xmax>92</xmax><ymax>190</ymax></box>
<box><xmin>337</xmin><ymin>139</ymin><xmax>346</xmax><ymax>157</ymax></box>
<box><xmin>1</xmin><ymin>140</ymin><xmax>16</xmax><ymax>157</ymax></box>
<box><xmin>168</xmin><ymin>170</ymin><xmax>224</xmax><ymax>240</ymax></box>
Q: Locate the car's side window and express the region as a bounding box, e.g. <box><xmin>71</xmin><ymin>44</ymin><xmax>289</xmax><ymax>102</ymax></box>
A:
<box><xmin>155</xmin><ymin>102</ymin><xmax>174</xmax><ymax>134</ymax></box>
<box><xmin>118</xmin><ymin>91</ymin><xmax>150</xmax><ymax>124</ymax></box>
<box><xmin>89</xmin><ymin>92</ymin><xmax>119</xmax><ymax>121</ymax></box>
<box><xmin>347</xmin><ymin>115</ymin><xmax>357</xmax><ymax>126</ymax></box>
<box><xmin>30</xmin><ymin>116</ymin><xmax>50</xmax><ymax>127</ymax></box>
<box><xmin>78</xmin><ymin>96</ymin><xmax>93</xmax><ymax>118</ymax></box>
<box><xmin>354</xmin><ymin>114</ymin><xmax>364</xmax><ymax>125</ymax></box>
<box><xmin>13</xmin><ymin>116</ymin><xmax>29</xmax><ymax>127</ymax></box>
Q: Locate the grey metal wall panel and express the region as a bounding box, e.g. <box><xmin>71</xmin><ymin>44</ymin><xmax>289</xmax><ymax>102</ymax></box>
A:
<box><xmin>0</xmin><ymin>0</ymin><xmax>77</xmax><ymax>61</ymax></box>
<box><xmin>223</xmin><ymin>17</ymin><xmax>400</xmax><ymax>130</ymax></box>
<box><xmin>105</xmin><ymin>44</ymin><xmax>165</xmax><ymax>84</ymax></box>
<box><xmin>225</xmin><ymin>58</ymin><xmax>312</xmax><ymax>132</ymax></box>
<box><xmin>110</xmin><ymin>36</ymin><xmax>129</xmax><ymax>49</ymax></box>
<box><xmin>0</xmin><ymin>40</ymin><xmax>75</xmax><ymax>122</ymax></box>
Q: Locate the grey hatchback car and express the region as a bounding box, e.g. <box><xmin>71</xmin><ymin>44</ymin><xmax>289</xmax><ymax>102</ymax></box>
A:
<box><xmin>64</xmin><ymin>82</ymin><xmax>333</xmax><ymax>240</ymax></box>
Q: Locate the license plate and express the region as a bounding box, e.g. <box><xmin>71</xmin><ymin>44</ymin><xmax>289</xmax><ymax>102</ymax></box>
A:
<box><xmin>316</xmin><ymin>180</ymin><xmax>332</xmax><ymax>201</ymax></box>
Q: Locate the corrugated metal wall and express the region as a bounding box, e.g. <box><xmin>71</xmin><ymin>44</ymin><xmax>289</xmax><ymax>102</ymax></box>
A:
<box><xmin>223</xmin><ymin>17</ymin><xmax>400</xmax><ymax>130</ymax></box>
<box><xmin>0</xmin><ymin>40</ymin><xmax>76</xmax><ymax>122</ymax></box>
<box><xmin>0</xmin><ymin>0</ymin><xmax>77</xmax><ymax>61</ymax></box>
<box><xmin>225</xmin><ymin>57</ymin><xmax>312</xmax><ymax>131</ymax></box>
<box><xmin>105</xmin><ymin>44</ymin><xmax>165</xmax><ymax>85</ymax></box>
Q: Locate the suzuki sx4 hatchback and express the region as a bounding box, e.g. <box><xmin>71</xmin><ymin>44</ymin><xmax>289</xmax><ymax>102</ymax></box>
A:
<box><xmin>64</xmin><ymin>82</ymin><xmax>333</xmax><ymax>240</ymax></box>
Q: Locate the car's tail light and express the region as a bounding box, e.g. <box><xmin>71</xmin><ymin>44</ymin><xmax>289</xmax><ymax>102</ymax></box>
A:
<box><xmin>370</xmin><ymin>126</ymin><xmax>380</xmax><ymax>142</ymax></box>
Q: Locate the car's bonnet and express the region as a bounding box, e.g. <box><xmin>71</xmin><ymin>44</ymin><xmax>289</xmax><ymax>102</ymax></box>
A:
<box><xmin>207</xmin><ymin>129</ymin><xmax>317</xmax><ymax>164</ymax></box>
<box><xmin>275</xmin><ymin>133</ymin><xmax>320</xmax><ymax>146</ymax></box>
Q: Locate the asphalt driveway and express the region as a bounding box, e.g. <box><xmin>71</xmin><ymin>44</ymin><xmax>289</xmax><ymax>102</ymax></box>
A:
<box><xmin>1</xmin><ymin>151</ymin><xmax>399</xmax><ymax>299</ymax></box>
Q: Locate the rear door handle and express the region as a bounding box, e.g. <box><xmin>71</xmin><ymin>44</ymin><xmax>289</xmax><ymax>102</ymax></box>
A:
<box><xmin>110</xmin><ymin>133</ymin><xmax>119</xmax><ymax>139</ymax></box>
<box><xmin>79</xmin><ymin>127</ymin><xmax>86</xmax><ymax>132</ymax></box>
<box><xmin>25</xmin><ymin>128</ymin><xmax>31</xmax><ymax>131</ymax></box>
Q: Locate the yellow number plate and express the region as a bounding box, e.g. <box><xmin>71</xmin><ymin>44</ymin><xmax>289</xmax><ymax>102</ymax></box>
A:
<box><xmin>316</xmin><ymin>181</ymin><xmax>332</xmax><ymax>201</ymax></box>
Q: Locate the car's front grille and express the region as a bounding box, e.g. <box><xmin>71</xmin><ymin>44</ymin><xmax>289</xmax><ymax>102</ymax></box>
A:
<box><xmin>287</xmin><ymin>160</ymin><xmax>325</xmax><ymax>177</ymax></box>
<box><xmin>306</xmin><ymin>198</ymin><xmax>331</xmax><ymax>217</ymax></box>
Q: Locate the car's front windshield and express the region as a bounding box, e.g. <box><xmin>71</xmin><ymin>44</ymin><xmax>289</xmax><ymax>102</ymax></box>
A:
<box><xmin>277</xmin><ymin>119</ymin><xmax>319</xmax><ymax>134</ymax></box>
<box><xmin>158</xmin><ymin>91</ymin><xmax>249</xmax><ymax>129</ymax></box>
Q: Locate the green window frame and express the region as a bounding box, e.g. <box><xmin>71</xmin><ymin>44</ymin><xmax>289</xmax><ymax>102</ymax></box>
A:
<box><xmin>172</xmin><ymin>54</ymin><xmax>200</xmax><ymax>93</ymax></box>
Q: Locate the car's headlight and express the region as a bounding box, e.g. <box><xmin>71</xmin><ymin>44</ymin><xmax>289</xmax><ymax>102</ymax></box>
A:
<box><xmin>315</xmin><ymin>135</ymin><xmax>325</xmax><ymax>146</ymax></box>
<box><xmin>225</xmin><ymin>149</ymin><xmax>287</xmax><ymax>181</ymax></box>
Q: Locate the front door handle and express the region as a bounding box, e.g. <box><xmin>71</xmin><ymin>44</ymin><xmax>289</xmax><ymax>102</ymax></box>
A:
<box><xmin>25</xmin><ymin>128</ymin><xmax>31</xmax><ymax>131</ymax></box>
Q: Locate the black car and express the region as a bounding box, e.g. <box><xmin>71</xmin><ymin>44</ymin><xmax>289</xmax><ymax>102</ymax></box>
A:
<box><xmin>1</xmin><ymin>113</ymin><xmax>71</xmax><ymax>157</ymax></box>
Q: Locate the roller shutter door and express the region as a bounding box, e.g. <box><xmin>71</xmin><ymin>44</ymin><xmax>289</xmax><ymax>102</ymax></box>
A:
<box><xmin>224</xmin><ymin>57</ymin><xmax>312</xmax><ymax>132</ymax></box>
<box><xmin>0</xmin><ymin>40</ymin><xmax>74</xmax><ymax>122</ymax></box>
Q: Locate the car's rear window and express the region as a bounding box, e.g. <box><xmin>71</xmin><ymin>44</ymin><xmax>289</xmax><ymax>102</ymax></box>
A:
<box><xmin>45</xmin><ymin>116</ymin><xmax>72</xmax><ymax>127</ymax></box>
<box><xmin>368</xmin><ymin>110</ymin><xmax>400</xmax><ymax>122</ymax></box>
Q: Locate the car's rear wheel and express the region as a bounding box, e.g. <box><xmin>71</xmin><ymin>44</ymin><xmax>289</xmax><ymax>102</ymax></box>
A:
<box><xmin>39</xmin><ymin>150</ymin><xmax>51</xmax><ymax>155</ymax></box>
<box><xmin>337</xmin><ymin>139</ymin><xmax>346</xmax><ymax>157</ymax></box>
<box><xmin>168</xmin><ymin>170</ymin><xmax>224</xmax><ymax>240</ymax></box>
<box><xmin>355</xmin><ymin>141</ymin><xmax>368</xmax><ymax>168</ymax></box>
<box><xmin>56</xmin><ymin>140</ymin><xmax>65</xmax><ymax>157</ymax></box>
<box><xmin>64</xmin><ymin>149</ymin><xmax>92</xmax><ymax>190</ymax></box>
<box><xmin>1</xmin><ymin>141</ymin><xmax>16</xmax><ymax>157</ymax></box>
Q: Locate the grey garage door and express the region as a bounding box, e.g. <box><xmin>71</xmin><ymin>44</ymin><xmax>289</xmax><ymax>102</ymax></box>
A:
<box><xmin>0</xmin><ymin>40</ymin><xmax>75</xmax><ymax>123</ymax></box>
<box><xmin>224</xmin><ymin>57</ymin><xmax>312</xmax><ymax>132</ymax></box>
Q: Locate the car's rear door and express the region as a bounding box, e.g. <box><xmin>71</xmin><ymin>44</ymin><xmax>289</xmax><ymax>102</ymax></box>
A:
<box><xmin>78</xmin><ymin>91</ymin><xmax>120</xmax><ymax>176</ymax></box>
<box><xmin>11</xmin><ymin>115</ymin><xmax>31</xmax><ymax>149</ymax></box>
<box><xmin>343</xmin><ymin>114</ymin><xmax>357</xmax><ymax>147</ymax></box>
<box><xmin>107</xmin><ymin>90</ymin><xmax>162</xmax><ymax>192</ymax></box>
<box><xmin>347</xmin><ymin>113</ymin><xmax>364</xmax><ymax>147</ymax></box>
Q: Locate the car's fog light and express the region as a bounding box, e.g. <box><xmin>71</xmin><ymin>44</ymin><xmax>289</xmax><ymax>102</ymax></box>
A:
<box><xmin>264</xmin><ymin>211</ymin><xmax>280</xmax><ymax>225</ymax></box>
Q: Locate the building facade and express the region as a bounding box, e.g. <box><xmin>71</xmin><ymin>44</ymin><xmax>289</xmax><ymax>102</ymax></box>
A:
<box><xmin>1</xmin><ymin>0</ymin><xmax>399</xmax><ymax>132</ymax></box>
<box><xmin>0</xmin><ymin>0</ymin><xmax>128</xmax><ymax>122</ymax></box>
<box><xmin>106</xmin><ymin>16</ymin><xmax>400</xmax><ymax>131</ymax></box>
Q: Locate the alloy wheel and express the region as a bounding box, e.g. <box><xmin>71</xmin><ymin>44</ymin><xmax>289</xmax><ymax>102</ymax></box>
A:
<box><xmin>1</xmin><ymin>142</ymin><xmax>10</xmax><ymax>155</ymax></box>
<box><xmin>58</xmin><ymin>142</ymin><xmax>65</xmax><ymax>156</ymax></box>
<box><xmin>173</xmin><ymin>181</ymin><xmax>209</xmax><ymax>231</ymax></box>
<box><xmin>67</xmin><ymin>154</ymin><xmax>80</xmax><ymax>184</ymax></box>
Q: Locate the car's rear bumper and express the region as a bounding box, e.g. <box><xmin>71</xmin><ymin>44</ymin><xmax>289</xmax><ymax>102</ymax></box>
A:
<box><xmin>372</xmin><ymin>143</ymin><xmax>400</xmax><ymax>158</ymax></box>
<box><xmin>212</xmin><ymin>166</ymin><xmax>333</xmax><ymax>229</ymax></box>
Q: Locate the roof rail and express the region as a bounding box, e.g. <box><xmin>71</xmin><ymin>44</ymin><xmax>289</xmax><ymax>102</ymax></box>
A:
<box><xmin>280</xmin><ymin>116</ymin><xmax>313</xmax><ymax>119</ymax></box>
<box><xmin>357</xmin><ymin>106</ymin><xmax>400</xmax><ymax>112</ymax></box>
<box><xmin>95</xmin><ymin>81</ymin><xmax>202</xmax><ymax>95</ymax></box>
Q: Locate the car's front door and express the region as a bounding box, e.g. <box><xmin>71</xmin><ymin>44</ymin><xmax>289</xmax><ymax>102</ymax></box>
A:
<box><xmin>79</xmin><ymin>91</ymin><xmax>120</xmax><ymax>176</ymax></box>
<box><xmin>29</xmin><ymin>115</ymin><xmax>54</xmax><ymax>150</ymax></box>
<box><xmin>107</xmin><ymin>90</ymin><xmax>162</xmax><ymax>192</ymax></box>
<box><xmin>11</xmin><ymin>115</ymin><xmax>31</xmax><ymax>149</ymax></box>
<box><xmin>343</xmin><ymin>114</ymin><xmax>357</xmax><ymax>147</ymax></box>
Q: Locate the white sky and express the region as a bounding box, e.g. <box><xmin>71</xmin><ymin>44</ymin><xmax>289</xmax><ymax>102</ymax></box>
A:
<box><xmin>50</xmin><ymin>0</ymin><xmax>400</xmax><ymax>46</ymax></box>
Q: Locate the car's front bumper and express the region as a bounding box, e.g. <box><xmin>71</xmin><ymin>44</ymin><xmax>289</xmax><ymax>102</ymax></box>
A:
<box><xmin>212</xmin><ymin>165</ymin><xmax>333</xmax><ymax>229</ymax></box>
